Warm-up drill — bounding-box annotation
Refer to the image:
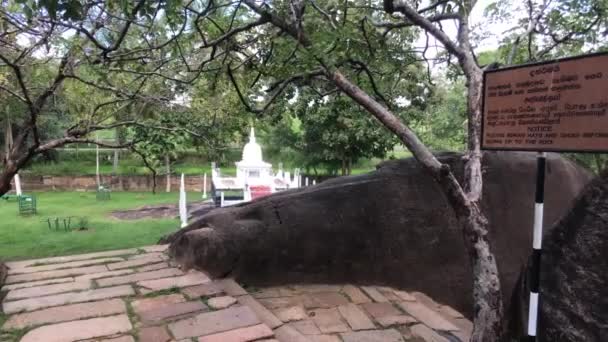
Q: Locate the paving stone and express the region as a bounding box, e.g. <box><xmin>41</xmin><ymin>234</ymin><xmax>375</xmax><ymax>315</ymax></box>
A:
<box><xmin>289</xmin><ymin>320</ymin><xmax>321</xmax><ymax>335</ymax></box>
<box><xmin>397</xmin><ymin>302</ymin><xmax>459</xmax><ymax>332</ymax></box>
<box><xmin>274</xmin><ymin>305</ymin><xmax>308</xmax><ymax>322</ymax></box>
<box><xmin>273</xmin><ymin>324</ymin><xmax>311</xmax><ymax>342</ymax></box>
<box><xmin>5</xmin><ymin>248</ymin><xmax>138</xmax><ymax>269</ymax></box>
<box><xmin>340</xmin><ymin>329</ymin><xmax>404</xmax><ymax>342</ymax></box>
<box><xmin>138</xmin><ymin>326</ymin><xmax>172</xmax><ymax>342</ymax></box>
<box><xmin>8</xmin><ymin>257</ymin><xmax>124</xmax><ymax>275</ymax></box>
<box><xmin>5</xmin><ymin>265</ymin><xmax>108</xmax><ymax>284</ymax></box>
<box><xmin>141</xmin><ymin>245</ymin><xmax>169</xmax><ymax>253</ymax></box>
<box><xmin>97</xmin><ymin>336</ymin><xmax>135</xmax><ymax>342</ymax></box>
<box><xmin>303</xmin><ymin>292</ymin><xmax>350</xmax><ymax>309</ymax></box>
<box><xmin>361</xmin><ymin>286</ymin><xmax>389</xmax><ymax>303</ymax></box>
<box><xmin>2</xmin><ymin>298</ymin><xmax>126</xmax><ymax>330</ymax></box>
<box><xmin>97</xmin><ymin>268</ymin><xmax>183</xmax><ymax>287</ymax></box>
<box><xmin>182</xmin><ymin>283</ymin><xmax>224</xmax><ymax>299</ymax></box>
<box><xmin>437</xmin><ymin>305</ymin><xmax>464</xmax><ymax>319</ymax></box>
<box><xmin>375</xmin><ymin>288</ymin><xmax>401</xmax><ymax>302</ymax></box>
<box><xmin>139</xmin><ymin>301</ymin><xmax>207</xmax><ymax>324</ymax></box>
<box><xmin>252</xmin><ymin>288</ymin><xmax>282</xmax><ymax>299</ymax></box>
<box><xmin>338</xmin><ymin>303</ymin><xmax>375</xmax><ymax>330</ymax></box>
<box><xmin>294</xmin><ymin>284</ymin><xmax>342</xmax><ymax>293</ymax></box>
<box><xmin>138</xmin><ymin>272</ymin><xmax>210</xmax><ymax>292</ymax></box>
<box><xmin>309</xmin><ymin>335</ymin><xmax>342</xmax><ymax>342</ymax></box>
<box><xmin>393</xmin><ymin>290</ymin><xmax>416</xmax><ymax>302</ymax></box>
<box><xmin>19</xmin><ymin>314</ymin><xmax>132</xmax><ymax>342</ymax></box>
<box><xmin>107</xmin><ymin>255</ymin><xmax>164</xmax><ymax>270</ymax></box>
<box><xmin>137</xmin><ymin>262</ymin><xmax>170</xmax><ymax>272</ymax></box>
<box><xmin>342</xmin><ymin>285</ymin><xmax>372</xmax><ymax>304</ymax></box>
<box><xmin>129</xmin><ymin>252</ymin><xmax>166</xmax><ymax>260</ymax></box>
<box><xmin>376</xmin><ymin>315</ymin><xmax>417</xmax><ymax>328</ymax></box>
<box><xmin>217</xmin><ymin>278</ymin><xmax>248</xmax><ymax>296</ymax></box>
<box><xmin>310</xmin><ymin>308</ymin><xmax>349</xmax><ymax>334</ymax></box>
<box><xmin>258</xmin><ymin>296</ymin><xmax>302</xmax><ymax>310</ymax></box>
<box><xmin>2</xmin><ymin>285</ymin><xmax>134</xmax><ymax>314</ymax></box>
<box><xmin>411</xmin><ymin>292</ymin><xmax>440</xmax><ymax>309</ymax></box>
<box><xmin>198</xmin><ymin>323</ymin><xmax>274</xmax><ymax>342</ymax></box>
<box><xmin>132</xmin><ymin>294</ymin><xmax>186</xmax><ymax>313</ymax></box>
<box><xmin>208</xmin><ymin>296</ymin><xmax>237</xmax><ymax>309</ymax></box>
<box><xmin>168</xmin><ymin>305</ymin><xmax>260</xmax><ymax>340</ymax></box>
<box><xmin>410</xmin><ymin>324</ymin><xmax>450</xmax><ymax>342</ymax></box>
<box><xmin>361</xmin><ymin>302</ymin><xmax>402</xmax><ymax>319</ymax></box>
<box><xmin>1</xmin><ymin>277</ymin><xmax>74</xmax><ymax>291</ymax></box>
<box><xmin>238</xmin><ymin>294</ymin><xmax>283</xmax><ymax>329</ymax></box>
<box><xmin>76</xmin><ymin>269</ymin><xmax>134</xmax><ymax>281</ymax></box>
<box><xmin>4</xmin><ymin>280</ymin><xmax>91</xmax><ymax>301</ymax></box>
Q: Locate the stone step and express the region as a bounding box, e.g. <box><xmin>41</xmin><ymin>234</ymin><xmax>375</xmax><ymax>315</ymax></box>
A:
<box><xmin>2</xmin><ymin>285</ymin><xmax>134</xmax><ymax>314</ymax></box>
<box><xmin>19</xmin><ymin>314</ymin><xmax>132</xmax><ymax>342</ymax></box>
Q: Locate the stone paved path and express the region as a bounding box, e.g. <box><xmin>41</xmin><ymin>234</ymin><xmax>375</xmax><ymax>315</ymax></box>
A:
<box><xmin>1</xmin><ymin>246</ymin><xmax>472</xmax><ymax>342</ymax></box>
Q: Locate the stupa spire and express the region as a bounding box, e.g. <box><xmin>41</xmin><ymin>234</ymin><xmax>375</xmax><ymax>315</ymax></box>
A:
<box><xmin>250</xmin><ymin>126</ymin><xmax>256</xmax><ymax>143</ymax></box>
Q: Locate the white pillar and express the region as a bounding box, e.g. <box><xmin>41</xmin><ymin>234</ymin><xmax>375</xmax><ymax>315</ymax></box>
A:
<box><xmin>202</xmin><ymin>173</ymin><xmax>207</xmax><ymax>199</ymax></box>
<box><xmin>312</xmin><ymin>180</ymin><xmax>316</xmax><ymax>185</ymax></box>
<box><xmin>305</xmin><ymin>177</ymin><xmax>309</xmax><ymax>186</ymax></box>
<box><xmin>220</xmin><ymin>191</ymin><xmax>225</xmax><ymax>207</ymax></box>
<box><xmin>179</xmin><ymin>173</ymin><xmax>188</xmax><ymax>228</ymax></box>
<box><xmin>14</xmin><ymin>173</ymin><xmax>22</xmax><ymax>195</ymax></box>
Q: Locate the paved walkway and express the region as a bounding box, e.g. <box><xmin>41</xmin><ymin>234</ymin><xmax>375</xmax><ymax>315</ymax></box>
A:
<box><xmin>1</xmin><ymin>246</ymin><xmax>472</xmax><ymax>342</ymax></box>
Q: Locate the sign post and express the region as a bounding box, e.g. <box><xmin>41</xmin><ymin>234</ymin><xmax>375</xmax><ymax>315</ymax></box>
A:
<box><xmin>481</xmin><ymin>52</ymin><xmax>608</xmax><ymax>341</ymax></box>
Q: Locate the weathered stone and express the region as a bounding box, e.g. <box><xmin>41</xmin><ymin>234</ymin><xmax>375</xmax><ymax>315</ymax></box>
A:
<box><xmin>2</xmin><ymin>298</ymin><xmax>126</xmax><ymax>330</ymax></box>
<box><xmin>198</xmin><ymin>324</ymin><xmax>274</xmax><ymax>342</ymax></box>
<box><xmin>310</xmin><ymin>335</ymin><xmax>342</xmax><ymax>342</ymax></box>
<box><xmin>208</xmin><ymin>296</ymin><xmax>237</xmax><ymax>309</ymax></box>
<box><xmin>4</xmin><ymin>280</ymin><xmax>91</xmax><ymax>301</ymax></box>
<box><xmin>410</xmin><ymin>324</ymin><xmax>449</xmax><ymax>342</ymax></box>
<box><xmin>139</xmin><ymin>301</ymin><xmax>207</xmax><ymax>324</ymax></box>
<box><xmin>361</xmin><ymin>302</ymin><xmax>402</xmax><ymax>319</ymax></box>
<box><xmin>238</xmin><ymin>295</ymin><xmax>283</xmax><ymax>329</ymax></box>
<box><xmin>131</xmin><ymin>294</ymin><xmax>186</xmax><ymax>313</ymax></box>
<box><xmin>273</xmin><ymin>324</ymin><xmax>311</xmax><ymax>342</ymax></box>
<box><xmin>303</xmin><ymin>292</ymin><xmax>349</xmax><ymax>309</ymax></box>
<box><xmin>138</xmin><ymin>326</ymin><xmax>172</xmax><ymax>342</ymax></box>
<box><xmin>252</xmin><ymin>288</ymin><xmax>282</xmax><ymax>299</ymax></box>
<box><xmin>217</xmin><ymin>278</ymin><xmax>248</xmax><ymax>296</ymax></box>
<box><xmin>182</xmin><ymin>283</ymin><xmax>224</xmax><ymax>299</ymax></box>
<box><xmin>338</xmin><ymin>303</ymin><xmax>375</xmax><ymax>330</ymax></box>
<box><xmin>1</xmin><ymin>277</ymin><xmax>74</xmax><ymax>291</ymax></box>
<box><xmin>342</xmin><ymin>285</ymin><xmax>371</xmax><ymax>304</ymax></box>
<box><xmin>97</xmin><ymin>268</ymin><xmax>183</xmax><ymax>287</ymax></box>
<box><xmin>397</xmin><ymin>302</ymin><xmax>458</xmax><ymax>331</ymax></box>
<box><xmin>436</xmin><ymin>305</ymin><xmax>464</xmax><ymax>319</ymax></box>
<box><xmin>393</xmin><ymin>290</ymin><xmax>416</xmax><ymax>302</ymax></box>
<box><xmin>274</xmin><ymin>306</ymin><xmax>308</xmax><ymax>322</ymax></box>
<box><xmin>289</xmin><ymin>320</ymin><xmax>321</xmax><ymax>335</ymax></box>
<box><xmin>8</xmin><ymin>257</ymin><xmax>123</xmax><ymax>275</ymax></box>
<box><xmin>361</xmin><ymin>287</ymin><xmax>389</xmax><ymax>303</ymax></box>
<box><xmin>168</xmin><ymin>306</ymin><xmax>260</xmax><ymax>340</ymax></box>
<box><xmin>107</xmin><ymin>255</ymin><xmax>164</xmax><ymax>270</ymax></box>
<box><xmin>76</xmin><ymin>269</ymin><xmax>134</xmax><ymax>281</ymax></box>
<box><xmin>258</xmin><ymin>297</ymin><xmax>302</xmax><ymax>310</ymax></box>
<box><xmin>411</xmin><ymin>292</ymin><xmax>440</xmax><ymax>310</ymax></box>
<box><xmin>376</xmin><ymin>315</ymin><xmax>417</xmax><ymax>328</ymax></box>
<box><xmin>294</xmin><ymin>285</ymin><xmax>342</xmax><ymax>293</ymax></box>
<box><xmin>129</xmin><ymin>252</ymin><xmax>166</xmax><ymax>260</ymax></box>
<box><xmin>19</xmin><ymin>314</ymin><xmax>132</xmax><ymax>342</ymax></box>
<box><xmin>341</xmin><ymin>329</ymin><xmax>404</xmax><ymax>342</ymax></box>
<box><xmin>138</xmin><ymin>272</ymin><xmax>210</xmax><ymax>292</ymax></box>
<box><xmin>96</xmin><ymin>336</ymin><xmax>135</xmax><ymax>342</ymax></box>
<box><xmin>137</xmin><ymin>262</ymin><xmax>170</xmax><ymax>272</ymax></box>
<box><xmin>5</xmin><ymin>265</ymin><xmax>108</xmax><ymax>284</ymax></box>
<box><xmin>166</xmin><ymin>153</ymin><xmax>590</xmax><ymax>318</ymax></box>
<box><xmin>5</xmin><ymin>248</ymin><xmax>138</xmax><ymax>269</ymax></box>
<box><xmin>2</xmin><ymin>285</ymin><xmax>134</xmax><ymax>314</ymax></box>
<box><xmin>141</xmin><ymin>245</ymin><xmax>169</xmax><ymax>253</ymax></box>
<box><xmin>310</xmin><ymin>308</ymin><xmax>349</xmax><ymax>334</ymax></box>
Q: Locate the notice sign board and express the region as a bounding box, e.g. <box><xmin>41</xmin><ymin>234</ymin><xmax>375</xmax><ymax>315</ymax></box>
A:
<box><xmin>481</xmin><ymin>53</ymin><xmax>608</xmax><ymax>152</ymax></box>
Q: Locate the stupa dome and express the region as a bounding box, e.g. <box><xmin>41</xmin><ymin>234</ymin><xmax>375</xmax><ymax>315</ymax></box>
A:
<box><xmin>242</xmin><ymin>127</ymin><xmax>263</xmax><ymax>163</ymax></box>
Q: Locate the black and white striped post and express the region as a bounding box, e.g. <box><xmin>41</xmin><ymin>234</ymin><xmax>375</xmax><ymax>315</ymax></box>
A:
<box><xmin>527</xmin><ymin>151</ymin><xmax>546</xmax><ymax>341</ymax></box>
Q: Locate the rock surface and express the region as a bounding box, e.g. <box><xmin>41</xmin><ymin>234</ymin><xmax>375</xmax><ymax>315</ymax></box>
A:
<box><xmin>165</xmin><ymin>152</ymin><xmax>591</xmax><ymax>318</ymax></box>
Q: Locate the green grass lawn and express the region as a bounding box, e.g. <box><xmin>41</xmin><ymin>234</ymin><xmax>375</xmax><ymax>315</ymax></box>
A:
<box><xmin>0</xmin><ymin>191</ymin><xmax>203</xmax><ymax>261</ymax></box>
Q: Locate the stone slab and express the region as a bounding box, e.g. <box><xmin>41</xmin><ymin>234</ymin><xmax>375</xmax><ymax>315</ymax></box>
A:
<box><xmin>1</xmin><ymin>277</ymin><xmax>73</xmax><ymax>291</ymax></box>
<box><xmin>310</xmin><ymin>335</ymin><xmax>342</xmax><ymax>342</ymax></box>
<box><xmin>168</xmin><ymin>305</ymin><xmax>260</xmax><ymax>340</ymax></box>
<box><xmin>217</xmin><ymin>278</ymin><xmax>248</xmax><ymax>296</ymax></box>
<box><xmin>342</xmin><ymin>285</ymin><xmax>372</xmax><ymax>304</ymax></box>
<box><xmin>393</xmin><ymin>290</ymin><xmax>416</xmax><ymax>302</ymax></box>
<box><xmin>129</xmin><ymin>252</ymin><xmax>166</xmax><ymax>260</ymax></box>
<box><xmin>361</xmin><ymin>287</ymin><xmax>389</xmax><ymax>303</ymax></box>
<box><xmin>137</xmin><ymin>262</ymin><xmax>170</xmax><ymax>272</ymax></box>
<box><xmin>141</xmin><ymin>245</ymin><xmax>169</xmax><ymax>253</ymax></box>
<box><xmin>107</xmin><ymin>255</ymin><xmax>164</xmax><ymax>270</ymax></box>
<box><xmin>198</xmin><ymin>323</ymin><xmax>274</xmax><ymax>342</ymax></box>
<box><xmin>361</xmin><ymin>302</ymin><xmax>402</xmax><ymax>319</ymax></box>
<box><xmin>8</xmin><ymin>257</ymin><xmax>123</xmax><ymax>275</ymax></box>
<box><xmin>340</xmin><ymin>329</ymin><xmax>404</xmax><ymax>342</ymax></box>
<box><xmin>376</xmin><ymin>315</ymin><xmax>417</xmax><ymax>328</ymax></box>
<box><xmin>238</xmin><ymin>295</ymin><xmax>283</xmax><ymax>329</ymax></box>
<box><xmin>139</xmin><ymin>300</ymin><xmax>208</xmax><ymax>324</ymax></box>
<box><xmin>208</xmin><ymin>296</ymin><xmax>237</xmax><ymax>309</ymax></box>
<box><xmin>5</xmin><ymin>248</ymin><xmax>138</xmax><ymax>269</ymax></box>
<box><xmin>410</xmin><ymin>324</ymin><xmax>450</xmax><ymax>342</ymax></box>
<box><xmin>5</xmin><ymin>265</ymin><xmax>108</xmax><ymax>284</ymax></box>
<box><xmin>138</xmin><ymin>272</ymin><xmax>210</xmax><ymax>292</ymax></box>
<box><xmin>273</xmin><ymin>324</ymin><xmax>311</xmax><ymax>342</ymax></box>
<box><xmin>397</xmin><ymin>302</ymin><xmax>459</xmax><ymax>332</ymax></box>
<box><xmin>96</xmin><ymin>336</ymin><xmax>135</xmax><ymax>342</ymax></box>
<box><xmin>303</xmin><ymin>292</ymin><xmax>349</xmax><ymax>309</ymax></box>
<box><xmin>131</xmin><ymin>294</ymin><xmax>186</xmax><ymax>313</ymax></box>
<box><xmin>289</xmin><ymin>320</ymin><xmax>321</xmax><ymax>335</ymax></box>
<box><xmin>338</xmin><ymin>303</ymin><xmax>375</xmax><ymax>330</ymax></box>
<box><xmin>310</xmin><ymin>308</ymin><xmax>349</xmax><ymax>334</ymax></box>
<box><xmin>294</xmin><ymin>285</ymin><xmax>342</xmax><ymax>293</ymax></box>
<box><xmin>76</xmin><ymin>269</ymin><xmax>134</xmax><ymax>281</ymax></box>
<box><xmin>19</xmin><ymin>314</ymin><xmax>132</xmax><ymax>342</ymax></box>
<box><xmin>274</xmin><ymin>306</ymin><xmax>308</xmax><ymax>322</ymax></box>
<box><xmin>2</xmin><ymin>298</ymin><xmax>126</xmax><ymax>330</ymax></box>
<box><xmin>2</xmin><ymin>285</ymin><xmax>134</xmax><ymax>314</ymax></box>
<box><xmin>138</xmin><ymin>326</ymin><xmax>172</xmax><ymax>342</ymax></box>
<box><xmin>97</xmin><ymin>268</ymin><xmax>183</xmax><ymax>287</ymax></box>
<box><xmin>4</xmin><ymin>281</ymin><xmax>91</xmax><ymax>301</ymax></box>
<box><xmin>182</xmin><ymin>283</ymin><xmax>224</xmax><ymax>299</ymax></box>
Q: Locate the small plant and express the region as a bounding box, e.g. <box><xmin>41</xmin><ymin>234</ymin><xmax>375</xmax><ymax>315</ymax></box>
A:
<box><xmin>77</xmin><ymin>217</ymin><xmax>89</xmax><ymax>230</ymax></box>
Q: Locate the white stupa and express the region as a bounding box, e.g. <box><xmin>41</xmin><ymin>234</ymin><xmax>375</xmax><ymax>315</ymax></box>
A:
<box><xmin>235</xmin><ymin>127</ymin><xmax>273</xmax><ymax>186</ymax></box>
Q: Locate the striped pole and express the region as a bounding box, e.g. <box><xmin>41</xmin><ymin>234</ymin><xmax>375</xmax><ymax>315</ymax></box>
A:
<box><xmin>527</xmin><ymin>152</ymin><xmax>546</xmax><ymax>341</ymax></box>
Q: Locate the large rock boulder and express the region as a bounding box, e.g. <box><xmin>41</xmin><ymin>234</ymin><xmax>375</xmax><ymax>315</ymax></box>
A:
<box><xmin>165</xmin><ymin>152</ymin><xmax>591</xmax><ymax>319</ymax></box>
<box><xmin>508</xmin><ymin>171</ymin><xmax>608</xmax><ymax>341</ymax></box>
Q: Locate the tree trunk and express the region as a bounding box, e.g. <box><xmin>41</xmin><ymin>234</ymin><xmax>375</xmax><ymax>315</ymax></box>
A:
<box><xmin>113</xmin><ymin>150</ymin><xmax>119</xmax><ymax>175</ymax></box>
<box><xmin>165</xmin><ymin>155</ymin><xmax>171</xmax><ymax>193</ymax></box>
<box><xmin>96</xmin><ymin>143</ymin><xmax>100</xmax><ymax>188</ymax></box>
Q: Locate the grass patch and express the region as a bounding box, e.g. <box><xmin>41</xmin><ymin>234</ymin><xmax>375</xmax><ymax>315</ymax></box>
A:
<box><xmin>0</xmin><ymin>191</ymin><xmax>201</xmax><ymax>261</ymax></box>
